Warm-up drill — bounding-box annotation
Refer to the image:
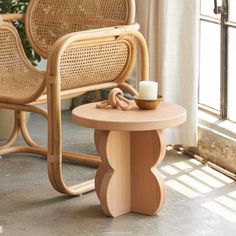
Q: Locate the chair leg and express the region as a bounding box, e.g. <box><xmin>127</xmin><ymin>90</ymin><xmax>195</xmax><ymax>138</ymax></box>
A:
<box><xmin>0</xmin><ymin>106</ymin><xmax>48</xmax><ymax>155</ymax></box>
<box><xmin>0</xmin><ymin>107</ymin><xmax>100</xmax><ymax>163</ymax></box>
<box><xmin>0</xmin><ymin>103</ymin><xmax>100</xmax><ymax>196</ymax></box>
<box><xmin>47</xmin><ymin>150</ymin><xmax>100</xmax><ymax>195</ymax></box>
<box><xmin>62</xmin><ymin>151</ymin><xmax>101</xmax><ymax>167</ymax></box>
<box><xmin>20</xmin><ymin>109</ymin><xmax>101</xmax><ymax>164</ymax></box>
<box><xmin>0</xmin><ymin>111</ymin><xmax>19</xmax><ymax>151</ymax></box>
<box><xmin>0</xmin><ymin>109</ymin><xmax>49</xmax><ymax>156</ymax></box>
<box><xmin>48</xmin><ymin>162</ymin><xmax>95</xmax><ymax>195</ymax></box>
<box><xmin>19</xmin><ymin>110</ymin><xmax>100</xmax><ymax>167</ymax></box>
<box><xmin>47</xmin><ymin>79</ymin><xmax>103</xmax><ymax>195</ymax></box>
<box><xmin>19</xmin><ymin>111</ymin><xmax>39</xmax><ymax>148</ymax></box>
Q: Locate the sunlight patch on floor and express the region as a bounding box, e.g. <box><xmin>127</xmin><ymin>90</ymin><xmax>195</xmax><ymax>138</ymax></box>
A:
<box><xmin>159</xmin><ymin>156</ymin><xmax>235</xmax><ymax>199</ymax></box>
<box><xmin>160</xmin><ymin>155</ymin><xmax>236</xmax><ymax>223</ymax></box>
<box><xmin>173</xmin><ymin>161</ymin><xmax>193</xmax><ymax>171</ymax></box>
<box><xmin>165</xmin><ymin>180</ymin><xmax>201</xmax><ymax>198</ymax></box>
<box><xmin>177</xmin><ymin>175</ymin><xmax>212</xmax><ymax>194</ymax></box>
<box><xmin>188</xmin><ymin>159</ymin><xmax>202</xmax><ymax>166</ymax></box>
<box><xmin>189</xmin><ymin>170</ymin><xmax>225</xmax><ymax>188</ymax></box>
<box><xmin>228</xmin><ymin>190</ymin><xmax>236</xmax><ymax>199</ymax></box>
<box><xmin>160</xmin><ymin>165</ymin><xmax>180</xmax><ymax>175</ymax></box>
<box><xmin>202</xmin><ymin>199</ymin><xmax>236</xmax><ymax>223</ymax></box>
<box><xmin>201</xmin><ymin>166</ymin><xmax>234</xmax><ymax>184</ymax></box>
<box><xmin>216</xmin><ymin>196</ymin><xmax>236</xmax><ymax>211</ymax></box>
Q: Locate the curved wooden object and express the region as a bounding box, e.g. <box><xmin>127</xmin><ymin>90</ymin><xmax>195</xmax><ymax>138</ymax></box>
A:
<box><xmin>0</xmin><ymin>106</ymin><xmax>100</xmax><ymax>196</ymax></box>
<box><xmin>72</xmin><ymin>101</ymin><xmax>186</xmax><ymax>217</ymax></box>
<box><xmin>0</xmin><ymin>0</ymin><xmax>148</xmax><ymax>197</ymax></box>
<box><xmin>131</xmin><ymin>130</ymin><xmax>166</xmax><ymax>215</ymax></box>
<box><xmin>95</xmin><ymin>130</ymin><xmax>166</xmax><ymax>217</ymax></box>
<box><xmin>45</xmin><ymin>27</ymin><xmax>148</xmax><ymax>196</ymax></box>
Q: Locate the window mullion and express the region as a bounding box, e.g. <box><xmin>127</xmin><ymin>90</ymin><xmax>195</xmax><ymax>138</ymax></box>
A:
<box><xmin>220</xmin><ymin>0</ymin><xmax>229</xmax><ymax>119</ymax></box>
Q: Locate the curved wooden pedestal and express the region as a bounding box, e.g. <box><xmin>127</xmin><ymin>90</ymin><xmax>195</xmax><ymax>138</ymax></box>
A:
<box><xmin>94</xmin><ymin>129</ymin><xmax>166</xmax><ymax>217</ymax></box>
<box><xmin>72</xmin><ymin>101</ymin><xmax>186</xmax><ymax>216</ymax></box>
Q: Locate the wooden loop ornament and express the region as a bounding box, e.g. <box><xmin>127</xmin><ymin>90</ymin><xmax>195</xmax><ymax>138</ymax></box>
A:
<box><xmin>96</xmin><ymin>88</ymin><xmax>132</xmax><ymax>111</ymax></box>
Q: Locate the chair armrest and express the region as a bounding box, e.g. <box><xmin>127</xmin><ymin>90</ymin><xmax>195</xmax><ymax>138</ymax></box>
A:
<box><xmin>58</xmin><ymin>23</ymin><xmax>140</xmax><ymax>40</ymax></box>
<box><xmin>0</xmin><ymin>13</ymin><xmax>25</xmax><ymax>22</ymax></box>
<box><xmin>47</xmin><ymin>23</ymin><xmax>148</xmax><ymax>83</ymax></box>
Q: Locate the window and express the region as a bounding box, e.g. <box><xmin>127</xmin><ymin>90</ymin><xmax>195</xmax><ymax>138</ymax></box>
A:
<box><xmin>199</xmin><ymin>0</ymin><xmax>236</xmax><ymax>122</ymax></box>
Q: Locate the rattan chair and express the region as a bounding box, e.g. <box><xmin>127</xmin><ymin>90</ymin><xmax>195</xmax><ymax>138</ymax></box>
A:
<box><xmin>0</xmin><ymin>0</ymin><xmax>149</xmax><ymax>195</ymax></box>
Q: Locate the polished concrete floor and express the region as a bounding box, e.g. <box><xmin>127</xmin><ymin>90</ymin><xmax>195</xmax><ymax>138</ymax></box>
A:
<box><xmin>0</xmin><ymin>111</ymin><xmax>236</xmax><ymax>236</ymax></box>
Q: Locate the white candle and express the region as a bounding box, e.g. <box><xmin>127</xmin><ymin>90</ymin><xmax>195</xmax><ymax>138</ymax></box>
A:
<box><xmin>138</xmin><ymin>81</ymin><xmax>158</xmax><ymax>100</ymax></box>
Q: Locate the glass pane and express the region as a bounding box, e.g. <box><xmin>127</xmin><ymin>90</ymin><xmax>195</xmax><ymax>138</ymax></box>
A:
<box><xmin>199</xmin><ymin>21</ymin><xmax>221</xmax><ymax>110</ymax></box>
<box><xmin>229</xmin><ymin>0</ymin><xmax>236</xmax><ymax>23</ymax></box>
<box><xmin>200</xmin><ymin>0</ymin><xmax>220</xmax><ymax>19</ymax></box>
<box><xmin>228</xmin><ymin>27</ymin><xmax>236</xmax><ymax>121</ymax></box>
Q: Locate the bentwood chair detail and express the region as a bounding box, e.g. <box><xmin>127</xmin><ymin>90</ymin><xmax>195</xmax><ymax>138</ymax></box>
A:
<box><xmin>0</xmin><ymin>0</ymin><xmax>149</xmax><ymax>195</ymax></box>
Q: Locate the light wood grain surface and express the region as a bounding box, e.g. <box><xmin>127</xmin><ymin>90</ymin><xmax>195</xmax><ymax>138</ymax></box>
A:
<box><xmin>72</xmin><ymin>101</ymin><xmax>187</xmax><ymax>131</ymax></box>
<box><xmin>72</xmin><ymin>101</ymin><xmax>186</xmax><ymax>217</ymax></box>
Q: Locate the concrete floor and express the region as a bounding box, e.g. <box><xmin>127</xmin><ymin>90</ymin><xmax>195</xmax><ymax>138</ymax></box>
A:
<box><xmin>0</xmin><ymin>111</ymin><xmax>236</xmax><ymax>236</ymax></box>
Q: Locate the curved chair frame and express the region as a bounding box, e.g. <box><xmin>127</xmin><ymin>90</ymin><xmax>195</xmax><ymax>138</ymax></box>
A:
<box><xmin>0</xmin><ymin>0</ymin><xmax>149</xmax><ymax>196</ymax></box>
<box><xmin>46</xmin><ymin>27</ymin><xmax>149</xmax><ymax>195</ymax></box>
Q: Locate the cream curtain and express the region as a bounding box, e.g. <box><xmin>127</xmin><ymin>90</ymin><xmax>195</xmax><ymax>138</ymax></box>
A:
<box><xmin>135</xmin><ymin>0</ymin><xmax>199</xmax><ymax>146</ymax></box>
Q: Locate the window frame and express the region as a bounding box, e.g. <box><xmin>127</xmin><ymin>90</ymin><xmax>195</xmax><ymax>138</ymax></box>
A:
<box><xmin>199</xmin><ymin>0</ymin><xmax>236</xmax><ymax>120</ymax></box>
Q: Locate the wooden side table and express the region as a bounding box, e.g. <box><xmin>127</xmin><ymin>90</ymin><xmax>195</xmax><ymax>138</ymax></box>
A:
<box><xmin>72</xmin><ymin>101</ymin><xmax>186</xmax><ymax>217</ymax></box>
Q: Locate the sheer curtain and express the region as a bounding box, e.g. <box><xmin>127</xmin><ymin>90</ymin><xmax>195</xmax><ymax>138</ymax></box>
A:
<box><xmin>136</xmin><ymin>0</ymin><xmax>199</xmax><ymax>146</ymax></box>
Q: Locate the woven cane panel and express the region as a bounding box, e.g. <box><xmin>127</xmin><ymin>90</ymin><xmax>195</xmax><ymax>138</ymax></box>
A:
<box><xmin>0</xmin><ymin>27</ymin><xmax>44</xmax><ymax>100</ymax></box>
<box><xmin>28</xmin><ymin>0</ymin><xmax>128</xmax><ymax>55</ymax></box>
<box><xmin>60</xmin><ymin>41</ymin><xmax>129</xmax><ymax>90</ymax></box>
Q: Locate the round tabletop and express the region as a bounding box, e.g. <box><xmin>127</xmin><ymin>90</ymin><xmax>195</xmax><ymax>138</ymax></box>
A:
<box><xmin>72</xmin><ymin>101</ymin><xmax>186</xmax><ymax>131</ymax></box>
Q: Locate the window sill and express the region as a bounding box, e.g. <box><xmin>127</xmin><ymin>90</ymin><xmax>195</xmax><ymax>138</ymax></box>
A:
<box><xmin>198</xmin><ymin>110</ymin><xmax>236</xmax><ymax>141</ymax></box>
<box><xmin>198</xmin><ymin>110</ymin><xmax>236</xmax><ymax>173</ymax></box>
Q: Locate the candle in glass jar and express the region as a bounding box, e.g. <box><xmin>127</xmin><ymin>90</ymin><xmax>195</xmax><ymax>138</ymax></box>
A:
<box><xmin>138</xmin><ymin>81</ymin><xmax>158</xmax><ymax>100</ymax></box>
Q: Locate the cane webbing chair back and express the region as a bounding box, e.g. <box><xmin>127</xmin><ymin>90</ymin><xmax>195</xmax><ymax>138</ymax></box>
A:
<box><xmin>0</xmin><ymin>0</ymin><xmax>149</xmax><ymax>196</ymax></box>
<box><xmin>25</xmin><ymin>0</ymin><xmax>135</xmax><ymax>58</ymax></box>
<box><xmin>0</xmin><ymin>22</ymin><xmax>45</xmax><ymax>104</ymax></box>
<box><xmin>59</xmin><ymin>38</ymin><xmax>135</xmax><ymax>91</ymax></box>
